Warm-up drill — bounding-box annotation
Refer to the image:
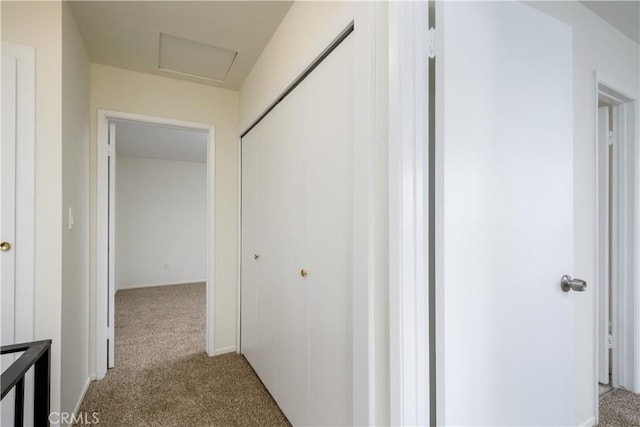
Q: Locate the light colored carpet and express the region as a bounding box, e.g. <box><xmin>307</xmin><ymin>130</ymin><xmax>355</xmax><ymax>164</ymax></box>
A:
<box><xmin>599</xmin><ymin>388</ymin><xmax>640</xmax><ymax>426</ymax></box>
<box><xmin>77</xmin><ymin>283</ymin><xmax>289</xmax><ymax>426</ymax></box>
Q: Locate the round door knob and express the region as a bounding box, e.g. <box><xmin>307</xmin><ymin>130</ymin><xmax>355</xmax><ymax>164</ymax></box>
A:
<box><xmin>0</xmin><ymin>242</ymin><xmax>11</xmax><ymax>251</ymax></box>
<box><xmin>561</xmin><ymin>274</ymin><xmax>587</xmax><ymax>292</ymax></box>
<box><xmin>300</xmin><ymin>269</ymin><xmax>308</xmax><ymax>278</ymax></box>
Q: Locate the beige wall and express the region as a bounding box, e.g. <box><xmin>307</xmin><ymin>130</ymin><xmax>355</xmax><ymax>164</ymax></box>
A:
<box><xmin>89</xmin><ymin>64</ymin><xmax>240</xmax><ymax>374</ymax></box>
<box><xmin>2</xmin><ymin>0</ymin><xmax>64</xmax><ymax>415</ymax></box>
<box><xmin>240</xmin><ymin>2</ymin><xmax>363</xmax><ymax>131</ymax></box>
<box><xmin>61</xmin><ymin>1</ymin><xmax>91</xmax><ymax>415</ymax></box>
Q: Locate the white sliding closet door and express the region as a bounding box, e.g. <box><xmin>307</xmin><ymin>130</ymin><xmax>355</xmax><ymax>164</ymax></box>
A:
<box><xmin>241</xmin><ymin>129</ymin><xmax>260</xmax><ymax>368</ymax></box>
<box><xmin>267</xmin><ymin>85</ymin><xmax>307</xmax><ymax>424</ymax></box>
<box><xmin>241</xmin><ymin>35</ymin><xmax>354</xmax><ymax>426</ymax></box>
<box><xmin>305</xmin><ymin>38</ymin><xmax>353</xmax><ymax>425</ymax></box>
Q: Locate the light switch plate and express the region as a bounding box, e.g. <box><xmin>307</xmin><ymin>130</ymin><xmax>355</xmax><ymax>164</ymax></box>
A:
<box><xmin>68</xmin><ymin>207</ymin><xmax>74</xmax><ymax>230</ymax></box>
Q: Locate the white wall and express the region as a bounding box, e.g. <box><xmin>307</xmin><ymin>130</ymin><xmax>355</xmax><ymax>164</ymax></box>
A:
<box><xmin>89</xmin><ymin>64</ymin><xmax>239</xmax><ymax>369</ymax></box>
<box><xmin>239</xmin><ymin>3</ymin><xmax>390</xmax><ymax>425</ymax></box>
<box><xmin>525</xmin><ymin>2</ymin><xmax>639</xmax><ymax>424</ymax></box>
<box><xmin>61</xmin><ymin>1</ymin><xmax>91</xmax><ymax>416</ymax></box>
<box><xmin>116</xmin><ymin>156</ymin><xmax>206</xmax><ymax>289</ymax></box>
<box><xmin>2</xmin><ymin>0</ymin><xmax>64</xmax><ymax>415</ymax></box>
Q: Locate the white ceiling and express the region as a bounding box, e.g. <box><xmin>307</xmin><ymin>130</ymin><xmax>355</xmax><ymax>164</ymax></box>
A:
<box><xmin>115</xmin><ymin>121</ymin><xmax>208</xmax><ymax>163</ymax></box>
<box><xmin>69</xmin><ymin>1</ymin><xmax>293</xmax><ymax>90</ymax></box>
<box><xmin>580</xmin><ymin>1</ymin><xmax>640</xmax><ymax>44</ymax></box>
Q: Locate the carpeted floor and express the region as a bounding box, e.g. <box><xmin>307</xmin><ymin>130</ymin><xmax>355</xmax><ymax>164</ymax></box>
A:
<box><xmin>77</xmin><ymin>283</ymin><xmax>289</xmax><ymax>426</ymax></box>
<box><xmin>599</xmin><ymin>388</ymin><xmax>640</xmax><ymax>426</ymax></box>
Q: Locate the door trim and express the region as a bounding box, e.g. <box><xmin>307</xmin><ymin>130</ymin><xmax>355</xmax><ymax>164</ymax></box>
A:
<box><xmin>1</xmin><ymin>41</ymin><xmax>35</xmax><ymax>344</ymax></box>
<box><xmin>593</xmin><ymin>73</ymin><xmax>638</xmax><ymax>422</ymax></box>
<box><xmin>95</xmin><ymin>109</ymin><xmax>215</xmax><ymax>379</ymax></box>
<box><xmin>388</xmin><ymin>1</ymin><xmax>430</xmax><ymax>425</ymax></box>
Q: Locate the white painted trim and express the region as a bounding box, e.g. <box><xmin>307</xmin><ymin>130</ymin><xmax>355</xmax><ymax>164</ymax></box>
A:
<box><xmin>635</xmin><ymin>98</ymin><xmax>640</xmax><ymax>394</ymax></box>
<box><xmin>96</xmin><ymin>111</ymin><xmax>108</xmax><ymax>378</ymax></box>
<box><xmin>107</xmin><ymin>122</ymin><xmax>116</xmax><ymax>369</ymax></box>
<box><xmin>1</xmin><ymin>41</ymin><xmax>36</xmax><ymax>345</ymax></box>
<box><xmin>579</xmin><ymin>416</ymin><xmax>596</xmax><ymax>427</ymax></box>
<box><xmin>214</xmin><ymin>346</ymin><xmax>236</xmax><ymax>356</ymax></box>
<box><xmin>388</xmin><ymin>2</ymin><xmax>430</xmax><ymax>426</ymax></box>
<box><xmin>594</xmin><ymin>74</ymin><xmax>638</xmax><ymax>414</ymax></box>
<box><xmin>71</xmin><ymin>377</ymin><xmax>91</xmax><ymax>416</ymax></box>
<box><xmin>96</xmin><ymin>109</ymin><xmax>216</xmax><ymax>379</ymax></box>
<box><xmin>236</xmin><ymin>137</ymin><xmax>242</xmax><ymax>355</ymax></box>
<box><xmin>205</xmin><ymin>126</ymin><xmax>216</xmax><ymax>357</ymax></box>
<box><xmin>116</xmin><ymin>280</ymin><xmax>206</xmax><ymax>291</ymax></box>
<box><xmin>434</xmin><ymin>2</ymin><xmax>446</xmax><ymax>423</ymax></box>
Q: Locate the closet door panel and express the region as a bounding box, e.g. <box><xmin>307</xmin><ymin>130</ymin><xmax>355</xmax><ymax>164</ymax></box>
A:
<box><xmin>240</xmin><ymin>133</ymin><xmax>259</xmax><ymax>367</ymax></box>
<box><xmin>253</xmin><ymin>114</ymin><xmax>281</xmax><ymax>397</ymax></box>
<box><xmin>271</xmin><ymin>83</ymin><xmax>309</xmax><ymax>427</ymax></box>
<box><xmin>305</xmin><ymin>37</ymin><xmax>354</xmax><ymax>426</ymax></box>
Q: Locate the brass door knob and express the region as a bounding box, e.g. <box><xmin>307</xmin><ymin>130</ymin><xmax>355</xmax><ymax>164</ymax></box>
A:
<box><xmin>300</xmin><ymin>269</ymin><xmax>308</xmax><ymax>278</ymax></box>
<box><xmin>0</xmin><ymin>242</ymin><xmax>11</xmax><ymax>251</ymax></box>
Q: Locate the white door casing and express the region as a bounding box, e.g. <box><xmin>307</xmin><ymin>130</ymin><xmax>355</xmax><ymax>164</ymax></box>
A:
<box><xmin>1</xmin><ymin>41</ymin><xmax>36</xmax><ymax>427</ymax></box>
<box><xmin>107</xmin><ymin>122</ymin><xmax>116</xmax><ymax>369</ymax></box>
<box><xmin>388</xmin><ymin>1</ymin><xmax>431</xmax><ymax>425</ymax></box>
<box><xmin>96</xmin><ymin>110</ymin><xmax>215</xmax><ymax>379</ymax></box>
<box><xmin>594</xmin><ymin>79</ymin><xmax>638</xmax><ymax>398</ymax></box>
<box><xmin>597</xmin><ymin>105</ymin><xmax>610</xmax><ymax>385</ymax></box>
<box><xmin>438</xmin><ymin>2</ymin><xmax>578</xmax><ymax>425</ymax></box>
<box><xmin>594</xmin><ymin>80</ymin><xmax>640</xmax><ymax>394</ymax></box>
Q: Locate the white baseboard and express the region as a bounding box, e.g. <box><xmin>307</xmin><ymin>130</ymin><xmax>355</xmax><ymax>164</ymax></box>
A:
<box><xmin>579</xmin><ymin>416</ymin><xmax>596</xmax><ymax>427</ymax></box>
<box><xmin>117</xmin><ymin>280</ymin><xmax>206</xmax><ymax>291</ymax></box>
<box><xmin>214</xmin><ymin>346</ymin><xmax>236</xmax><ymax>356</ymax></box>
<box><xmin>73</xmin><ymin>377</ymin><xmax>91</xmax><ymax>413</ymax></box>
<box><xmin>63</xmin><ymin>376</ymin><xmax>92</xmax><ymax>427</ymax></box>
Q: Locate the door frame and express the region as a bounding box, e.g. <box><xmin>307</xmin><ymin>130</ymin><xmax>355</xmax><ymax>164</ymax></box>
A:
<box><xmin>593</xmin><ymin>74</ymin><xmax>638</xmax><ymax>413</ymax></box>
<box><xmin>388</xmin><ymin>1</ymin><xmax>431</xmax><ymax>425</ymax></box>
<box><xmin>96</xmin><ymin>109</ymin><xmax>215</xmax><ymax>379</ymax></box>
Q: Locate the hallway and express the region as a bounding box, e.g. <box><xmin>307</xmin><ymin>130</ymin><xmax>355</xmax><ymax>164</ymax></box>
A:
<box><xmin>77</xmin><ymin>283</ymin><xmax>289</xmax><ymax>426</ymax></box>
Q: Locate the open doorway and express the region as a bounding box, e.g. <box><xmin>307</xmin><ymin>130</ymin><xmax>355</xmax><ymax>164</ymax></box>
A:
<box><xmin>96</xmin><ymin>111</ymin><xmax>215</xmax><ymax>378</ymax></box>
<box><xmin>114</xmin><ymin>120</ymin><xmax>208</xmax><ymax>369</ymax></box>
<box><xmin>595</xmin><ymin>79</ymin><xmax>638</xmax><ymax>410</ymax></box>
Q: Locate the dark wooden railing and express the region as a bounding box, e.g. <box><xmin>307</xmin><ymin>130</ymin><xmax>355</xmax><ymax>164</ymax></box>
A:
<box><xmin>1</xmin><ymin>340</ymin><xmax>51</xmax><ymax>427</ymax></box>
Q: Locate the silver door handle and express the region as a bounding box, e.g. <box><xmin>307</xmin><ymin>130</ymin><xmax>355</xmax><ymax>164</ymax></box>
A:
<box><xmin>561</xmin><ymin>275</ymin><xmax>587</xmax><ymax>292</ymax></box>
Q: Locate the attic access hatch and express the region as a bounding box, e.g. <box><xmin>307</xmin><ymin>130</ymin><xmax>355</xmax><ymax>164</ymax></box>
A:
<box><xmin>158</xmin><ymin>32</ymin><xmax>237</xmax><ymax>82</ymax></box>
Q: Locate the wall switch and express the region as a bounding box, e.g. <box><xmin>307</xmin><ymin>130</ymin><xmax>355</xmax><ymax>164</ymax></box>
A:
<box><xmin>68</xmin><ymin>207</ymin><xmax>74</xmax><ymax>230</ymax></box>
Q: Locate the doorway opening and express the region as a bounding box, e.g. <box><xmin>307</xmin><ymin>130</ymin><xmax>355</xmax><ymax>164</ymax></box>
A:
<box><xmin>595</xmin><ymin>78</ymin><xmax>638</xmax><ymax>413</ymax></box>
<box><xmin>96</xmin><ymin>110</ymin><xmax>215</xmax><ymax>379</ymax></box>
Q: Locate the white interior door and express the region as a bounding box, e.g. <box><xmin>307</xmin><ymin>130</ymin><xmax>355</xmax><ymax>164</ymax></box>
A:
<box><xmin>1</xmin><ymin>51</ymin><xmax>18</xmax><ymax>351</ymax></box>
<box><xmin>1</xmin><ymin>41</ymin><xmax>35</xmax><ymax>427</ymax></box>
<box><xmin>1</xmin><ymin>46</ymin><xmax>19</xmax><ymax>427</ymax></box>
<box><xmin>597</xmin><ymin>106</ymin><xmax>610</xmax><ymax>385</ymax></box>
<box><xmin>440</xmin><ymin>2</ymin><xmax>579</xmax><ymax>425</ymax></box>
